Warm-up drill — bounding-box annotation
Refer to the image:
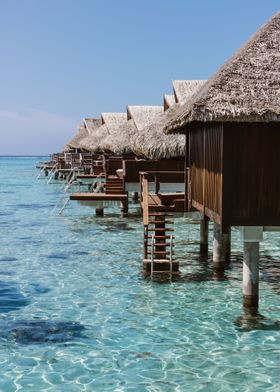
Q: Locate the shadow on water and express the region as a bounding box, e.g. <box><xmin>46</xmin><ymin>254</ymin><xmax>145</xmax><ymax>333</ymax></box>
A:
<box><xmin>1</xmin><ymin>320</ymin><xmax>86</xmax><ymax>344</ymax></box>
<box><xmin>0</xmin><ymin>257</ymin><xmax>18</xmax><ymax>262</ymax></box>
<box><xmin>234</xmin><ymin>310</ymin><xmax>280</xmax><ymax>332</ymax></box>
<box><xmin>0</xmin><ymin>281</ymin><xmax>29</xmax><ymax>312</ymax></box>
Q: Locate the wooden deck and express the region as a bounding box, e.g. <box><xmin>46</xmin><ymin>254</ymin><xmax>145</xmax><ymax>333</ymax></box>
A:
<box><xmin>70</xmin><ymin>192</ymin><xmax>128</xmax><ymax>201</ymax></box>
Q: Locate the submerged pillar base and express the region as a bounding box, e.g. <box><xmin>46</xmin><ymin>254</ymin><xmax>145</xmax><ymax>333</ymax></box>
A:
<box><xmin>95</xmin><ymin>208</ymin><xmax>104</xmax><ymax>216</ymax></box>
<box><xmin>243</xmin><ymin>295</ymin><xmax>259</xmax><ymax>310</ymax></box>
<box><xmin>213</xmin><ymin>223</ymin><xmax>231</xmax><ymax>264</ymax></box>
<box><xmin>200</xmin><ymin>218</ymin><xmax>209</xmax><ymax>255</ymax></box>
<box><xmin>131</xmin><ymin>192</ymin><xmax>139</xmax><ymax>202</ymax></box>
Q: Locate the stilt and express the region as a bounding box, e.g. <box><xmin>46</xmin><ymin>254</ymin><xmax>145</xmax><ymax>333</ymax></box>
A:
<box><xmin>120</xmin><ymin>198</ymin><xmax>128</xmax><ymax>214</ymax></box>
<box><xmin>44</xmin><ymin>169</ymin><xmax>48</xmax><ymax>177</ymax></box>
<box><xmin>213</xmin><ymin>223</ymin><xmax>231</xmax><ymax>267</ymax></box>
<box><xmin>95</xmin><ymin>208</ymin><xmax>104</xmax><ymax>216</ymax></box>
<box><xmin>54</xmin><ymin>171</ymin><xmax>59</xmax><ymax>180</ymax></box>
<box><xmin>131</xmin><ymin>191</ymin><xmax>139</xmax><ymax>202</ymax></box>
<box><xmin>240</xmin><ymin>227</ymin><xmax>263</xmax><ymax>312</ymax></box>
<box><xmin>243</xmin><ymin>242</ymin><xmax>259</xmax><ymax>310</ymax></box>
<box><xmin>200</xmin><ymin>217</ymin><xmax>208</xmax><ymax>255</ymax></box>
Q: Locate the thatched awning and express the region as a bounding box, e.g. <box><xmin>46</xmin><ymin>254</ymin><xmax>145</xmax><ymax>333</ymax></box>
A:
<box><xmin>165</xmin><ymin>11</ymin><xmax>280</xmax><ymax>134</ymax></box>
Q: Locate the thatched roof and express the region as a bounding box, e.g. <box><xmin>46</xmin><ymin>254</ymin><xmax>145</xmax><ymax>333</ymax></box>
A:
<box><xmin>98</xmin><ymin>106</ymin><xmax>163</xmax><ymax>154</ymax></box>
<box><xmin>63</xmin><ymin>118</ymin><xmax>102</xmax><ymax>152</ymax></box>
<box><xmin>100</xmin><ymin>119</ymin><xmax>138</xmax><ymax>154</ymax></box>
<box><xmin>100</xmin><ymin>112</ymin><xmax>127</xmax><ymax>129</ymax></box>
<box><xmin>164</xmin><ymin>94</ymin><xmax>176</xmax><ymax>111</ymax></box>
<box><xmin>131</xmin><ymin>81</ymin><xmax>207</xmax><ymax>159</ymax></box>
<box><xmin>84</xmin><ymin>118</ymin><xmax>102</xmax><ymax>135</ymax></box>
<box><xmin>80</xmin><ymin>112</ymin><xmax>127</xmax><ymax>152</ymax></box>
<box><xmin>166</xmin><ymin>12</ymin><xmax>280</xmax><ymax>133</ymax></box>
<box><xmin>127</xmin><ymin>106</ymin><xmax>163</xmax><ymax>129</ymax></box>
<box><xmin>62</xmin><ymin>125</ymin><xmax>87</xmax><ymax>152</ymax></box>
<box><xmin>173</xmin><ymin>80</ymin><xmax>206</xmax><ymax>103</ymax></box>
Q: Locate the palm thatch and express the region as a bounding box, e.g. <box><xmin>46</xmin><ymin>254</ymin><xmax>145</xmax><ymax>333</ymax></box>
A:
<box><xmin>80</xmin><ymin>112</ymin><xmax>127</xmax><ymax>152</ymax></box>
<box><xmin>127</xmin><ymin>106</ymin><xmax>163</xmax><ymax>129</ymax></box>
<box><xmin>62</xmin><ymin>125</ymin><xmax>87</xmax><ymax>152</ymax></box>
<box><xmin>130</xmin><ymin>80</ymin><xmax>207</xmax><ymax>159</ymax></box>
<box><xmin>164</xmin><ymin>94</ymin><xmax>176</xmax><ymax>111</ymax></box>
<box><xmin>100</xmin><ymin>119</ymin><xmax>138</xmax><ymax>154</ymax></box>
<box><xmin>166</xmin><ymin>12</ymin><xmax>280</xmax><ymax>133</ymax></box>
<box><xmin>63</xmin><ymin>118</ymin><xmax>102</xmax><ymax>152</ymax></box>
<box><xmin>101</xmin><ymin>112</ymin><xmax>127</xmax><ymax>128</ymax></box>
<box><xmin>98</xmin><ymin>106</ymin><xmax>164</xmax><ymax>155</ymax></box>
<box><xmin>84</xmin><ymin>118</ymin><xmax>102</xmax><ymax>135</ymax></box>
<box><xmin>173</xmin><ymin>80</ymin><xmax>206</xmax><ymax>103</ymax></box>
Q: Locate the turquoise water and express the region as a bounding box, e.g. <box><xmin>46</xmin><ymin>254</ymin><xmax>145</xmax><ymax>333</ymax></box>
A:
<box><xmin>0</xmin><ymin>156</ymin><xmax>279</xmax><ymax>391</ymax></box>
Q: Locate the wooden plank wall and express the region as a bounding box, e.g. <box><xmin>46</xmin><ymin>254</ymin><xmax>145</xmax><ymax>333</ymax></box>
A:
<box><xmin>190</xmin><ymin>123</ymin><xmax>223</xmax><ymax>222</ymax></box>
<box><xmin>223</xmin><ymin>122</ymin><xmax>280</xmax><ymax>227</ymax></box>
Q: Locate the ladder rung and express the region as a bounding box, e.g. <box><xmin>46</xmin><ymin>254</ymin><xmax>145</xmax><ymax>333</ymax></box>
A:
<box><xmin>147</xmin><ymin>243</ymin><xmax>173</xmax><ymax>247</ymax></box>
<box><xmin>147</xmin><ymin>235</ymin><xmax>175</xmax><ymax>239</ymax></box>
<box><xmin>147</xmin><ymin>228</ymin><xmax>174</xmax><ymax>231</ymax></box>
<box><xmin>147</xmin><ymin>251</ymin><xmax>175</xmax><ymax>255</ymax></box>
<box><xmin>148</xmin><ymin>213</ymin><xmax>173</xmax><ymax>216</ymax></box>
<box><xmin>148</xmin><ymin>220</ymin><xmax>174</xmax><ymax>224</ymax></box>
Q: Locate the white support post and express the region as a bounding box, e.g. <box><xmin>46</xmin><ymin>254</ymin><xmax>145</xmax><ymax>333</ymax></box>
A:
<box><xmin>240</xmin><ymin>227</ymin><xmax>263</xmax><ymax>311</ymax></box>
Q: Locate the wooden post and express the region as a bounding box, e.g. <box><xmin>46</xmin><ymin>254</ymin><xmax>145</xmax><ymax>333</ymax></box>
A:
<box><xmin>200</xmin><ymin>217</ymin><xmax>208</xmax><ymax>255</ymax></box>
<box><xmin>120</xmin><ymin>197</ymin><xmax>128</xmax><ymax>214</ymax></box>
<box><xmin>213</xmin><ymin>222</ymin><xmax>231</xmax><ymax>267</ymax></box>
<box><xmin>95</xmin><ymin>208</ymin><xmax>104</xmax><ymax>216</ymax></box>
<box><xmin>44</xmin><ymin>169</ymin><xmax>48</xmax><ymax>177</ymax></box>
<box><xmin>243</xmin><ymin>242</ymin><xmax>259</xmax><ymax>310</ymax></box>
<box><xmin>131</xmin><ymin>192</ymin><xmax>139</xmax><ymax>202</ymax></box>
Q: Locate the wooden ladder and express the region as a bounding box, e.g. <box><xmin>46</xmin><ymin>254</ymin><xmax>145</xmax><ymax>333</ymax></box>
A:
<box><xmin>105</xmin><ymin>175</ymin><xmax>124</xmax><ymax>195</ymax></box>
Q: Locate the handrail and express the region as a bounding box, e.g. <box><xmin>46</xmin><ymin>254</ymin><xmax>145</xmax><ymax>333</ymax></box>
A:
<box><xmin>151</xmin><ymin>234</ymin><xmax>155</xmax><ymax>280</ymax></box>
<box><xmin>169</xmin><ymin>235</ymin><xmax>173</xmax><ymax>275</ymax></box>
<box><xmin>141</xmin><ymin>175</ymin><xmax>149</xmax><ymax>225</ymax></box>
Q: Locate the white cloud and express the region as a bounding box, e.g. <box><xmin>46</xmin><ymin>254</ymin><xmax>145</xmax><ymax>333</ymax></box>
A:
<box><xmin>0</xmin><ymin>109</ymin><xmax>80</xmax><ymax>155</ymax></box>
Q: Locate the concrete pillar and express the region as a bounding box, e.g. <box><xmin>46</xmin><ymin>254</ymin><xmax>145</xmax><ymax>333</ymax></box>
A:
<box><xmin>131</xmin><ymin>192</ymin><xmax>139</xmax><ymax>202</ymax></box>
<box><xmin>239</xmin><ymin>227</ymin><xmax>263</xmax><ymax>313</ymax></box>
<box><xmin>243</xmin><ymin>242</ymin><xmax>259</xmax><ymax>310</ymax></box>
<box><xmin>200</xmin><ymin>218</ymin><xmax>208</xmax><ymax>255</ymax></box>
<box><xmin>213</xmin><ymin>223</ymin><xmax>231</xmax><ymax>267</ymax></box>
<box><xmin>95</xmin><ymin>208</ymin><xmax>104</xmax><ymax>216</ymax></box>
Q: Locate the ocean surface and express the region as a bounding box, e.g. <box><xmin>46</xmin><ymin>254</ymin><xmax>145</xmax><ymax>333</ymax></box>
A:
<box><xmin>0</xmin><ymin>156</ymin><xmax>279</xmax><ymax>392</ymax></box>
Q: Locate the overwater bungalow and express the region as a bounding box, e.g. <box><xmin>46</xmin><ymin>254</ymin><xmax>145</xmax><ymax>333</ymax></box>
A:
<box><xmin>164</xmin><ymin>12</ymin><xmax>280</xmax><ymax>310</ymax></box>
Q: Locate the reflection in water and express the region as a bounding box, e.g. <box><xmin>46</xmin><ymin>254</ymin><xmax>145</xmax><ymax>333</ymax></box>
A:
<box><xmin>234</xmin><ymin>310</ymin><xmax>280</xmax><ymax>332</ymax></box>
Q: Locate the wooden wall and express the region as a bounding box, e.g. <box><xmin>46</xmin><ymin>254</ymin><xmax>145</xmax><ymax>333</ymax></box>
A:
<box><xmin>189</xmin><ymin>123</ymin><xmax>223</xmax><ymax>224</ymax></box>
<box><xmin>222</xmin><ymin>122</ymin><xmax>280</xmax><ymax>227</ymax></box>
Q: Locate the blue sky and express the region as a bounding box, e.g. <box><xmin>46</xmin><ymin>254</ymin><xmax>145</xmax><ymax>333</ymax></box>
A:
<box><xmin>0</xmin><ymin>0</ymin><xmax>278</xmax><ymax>155</ymax></box>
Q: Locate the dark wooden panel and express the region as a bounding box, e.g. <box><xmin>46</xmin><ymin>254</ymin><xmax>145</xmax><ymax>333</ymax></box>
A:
<box><xmin>223</xmin><ymin>122</ymin><xmax>280</xmax><ymax>227</ymax></box>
